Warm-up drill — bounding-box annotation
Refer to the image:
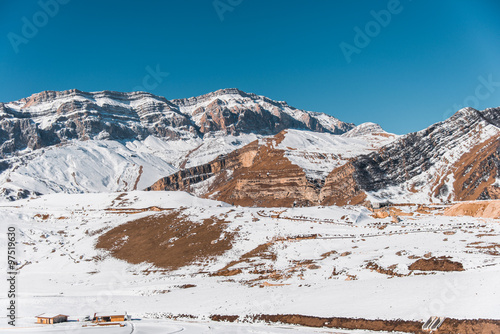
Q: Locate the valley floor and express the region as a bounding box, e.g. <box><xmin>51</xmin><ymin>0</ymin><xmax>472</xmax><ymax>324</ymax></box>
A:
<box><xmin>0</xmin><ymin>191</ymin><xmax>499</xmax><ymax>333</ymax></box>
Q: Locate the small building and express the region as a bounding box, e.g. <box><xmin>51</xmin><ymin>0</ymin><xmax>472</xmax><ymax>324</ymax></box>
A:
<box><xmin>92</xmin><ymin>312</ymin><xmax>128</xmax><ymax>323</ymax></box>
<box><xmin>371</xmin><ymin>201</ymin><xmax>393</xmax><ymax>209</ymax></box>
<box><xmin>36</xmin><ymin>314</ymin><xmax>68</xmax><ymax>324</ymax></box>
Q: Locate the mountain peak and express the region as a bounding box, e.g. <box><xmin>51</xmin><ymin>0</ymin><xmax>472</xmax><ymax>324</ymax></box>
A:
<box><xmin>342</xmin><ymin>122</ymin><xmax>387</xmax><ymax>137</ymax></box>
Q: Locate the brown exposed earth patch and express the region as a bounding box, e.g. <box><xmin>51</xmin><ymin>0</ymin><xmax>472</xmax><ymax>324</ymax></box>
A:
<box><xmin>467</xmin><ymin>242</ymin><xmax>500</xmax><ymax>256</ymax></box>
<box><xmin>212</xmin><ymin>242</ymin><xmax>277</xmax><ymax>277</ymax></box>
<box><xmin>96</xmin><ymin>210</ymin><xmax>233</xmax><ymax>270</ymax></box>
<box><xmin>438</xmin><ymin>318</ymin><xmax>500</xmax><ymax>334</ymax></box>
<box><xmin>208</xmin><ymin>314</ymin><xmax>500</xmax><ymax>334</ymax></box>
<box><xmin>210</xmin><ymin>268</ymin><xmax>242</xmax><ymax>277</ymax></box>
<box><xmin>415</xmin><ymin>204</ymin><xmax>434</xmax><ymax>215</ymax></box>
<box><xmin>443</xmin><ymin>200</ymin><xmax>500</xmax><ymax>219</ymax></box>
<box><xmin>365</xmin><ymin>261</ymin><xmax>404</xmax><ymax>277</ymax></box>
<box><xmin>132</xmin><ymin>165</ymin><xmax>143</xmax><ymax>190</ymax></box>
<box><xmin>105</xmin><ymin>206</ymin><xmax>172</xmax><ymax>214</ymax></box>
<box><xmin>212</xmin><ymin>235</ymin><xmax>319</xmax><ymax>280</ymax></box>
<box><xmin>451</xmin><ymin>135</ymin><xmax>500</xmax><ymax>201</ymax></box>
<box><xmin>179</xmin><ymin>143</ymin><xmax>203</xmax><ymax>169</ymax></box>
<box><xmin>408</xmin><ymin>257</ymin><xmax>464</xmax><ymax>272</ymax></box>
<box><xmin>319</xmin><ymin>162</ymin><xmax>367</xmax><ymax>206</ymax></box>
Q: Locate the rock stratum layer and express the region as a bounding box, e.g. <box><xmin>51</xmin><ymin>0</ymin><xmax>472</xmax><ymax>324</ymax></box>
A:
<box><xmin>147</xmin><ymin>134</ymin><xmax>322</xmax><ymax>207</ymax></box>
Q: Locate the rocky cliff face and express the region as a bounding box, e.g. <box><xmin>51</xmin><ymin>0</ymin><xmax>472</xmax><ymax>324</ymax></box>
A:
<box><xmin>0</xmin><ymin>89</ymin><xmax>194</xmax><ymax>155</ymax></box>
<box><xmin>321</xmin><ymin>107</ymin><xmax>500</xmax><ymax>204</ymax></box>
<box><xmin>147</xmin><ymin>134</ymin><xmax>321</xmax><ymax>207</ymax></box>
<box><xmin>0</xmin><ymin>88</ymin><xmax>354</xmax><ymax>157</ymax></box>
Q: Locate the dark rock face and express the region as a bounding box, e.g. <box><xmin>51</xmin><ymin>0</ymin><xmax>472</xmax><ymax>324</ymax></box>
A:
<box><xmin>0</xmin><ymin>187</ymin><xmax>41</xmax><ymax>201</ymax></box>
<box><xmin>173</xmin><ymin>88</ymin><xmax>354</xmax><ymax>135</ymax></box>
<box><xmin>0</xmin><ymin>88</ymin><xmax>354</xmax><ymax>157</ymax></box>
<box><xmin>147</xmin><ymin>156</ymin><xmax>229</xmax><ymax>192</ymax></box>
<box><xmin>0</xmin><ymin>118</ymin><xmax>44</xmax><ymax>153</ymax></box>
<box><xmin>321</xmin><ymin>107</ymin><xmax>500</xmax><ymax>203</ymax></box>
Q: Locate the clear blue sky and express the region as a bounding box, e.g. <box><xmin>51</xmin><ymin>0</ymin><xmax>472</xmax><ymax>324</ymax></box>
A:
<box><xmin>1</xmin><ymin>0</ymin><xmax>500</xmax><ymax>134</ymax></box>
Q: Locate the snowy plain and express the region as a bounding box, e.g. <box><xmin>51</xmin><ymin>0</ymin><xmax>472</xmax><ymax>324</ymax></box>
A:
<box><xmin>0</xmin><ymin>191</ymin><xmax>499</xmax><ymax>333</ymax></box>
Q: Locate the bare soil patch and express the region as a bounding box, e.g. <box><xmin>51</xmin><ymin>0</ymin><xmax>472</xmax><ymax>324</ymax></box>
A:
<box><xmin>209</xmin><ymin>314</ymin><xmax>500</xmax><ymax>334</ymax></box>
<box><xmin>444</xmin><ymin>200</ymin><xmax>500</xmax><ymax>219</ymax></box>
<box><xmin>409</xmin><ymin>257</ymin><xmax>464</xmax><ymax>272</ymax></box>
<box><xmin>96</xmin><ymin>210</ymin><xmax>233</xmax><ymax>270</ymax></box>
<box><xmin>366</xmin><ymin>261</ymin><xmax>404</xmax><ymax>277</ymax></box>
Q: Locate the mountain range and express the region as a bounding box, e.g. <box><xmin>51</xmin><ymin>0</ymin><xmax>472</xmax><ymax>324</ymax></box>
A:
<box><xmin>1</xmin><ymin>88</ymin><xmax>499</xmax><ymax>205</ymax></box>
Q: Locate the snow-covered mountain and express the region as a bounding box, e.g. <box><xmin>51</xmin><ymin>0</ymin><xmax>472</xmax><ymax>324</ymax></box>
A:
<box><xmin>322</xmin><ymin>107</ymin><xmax>500</xmax><ymax>205</ymax></box>
<box><xmin>147</xmin><ymin>127</ymin><xmax>398</xmax><ymax>207</ymax></box>
<box><xmin>3</xmin><ymin>87</ymin><xmax>500</xmax><ymax>206</ymax></box>
<box><xmin>2</xmin><ymin>90</ymin><xmax>500</xmax><ymax>333</ymax></box>
<box><xmin>0</xmin><ymin>88</ymin><xmax>355</xmax><ymax>201</ymax></box>
<box><xmin>147</xmin><ymin>106</ymin><xmax>500</xmax><ymax>206</ymax></box>
<box><xmin>0</xmin><ymin>88</ymin><xmax>354</xmax><ymax>156</ymax></box>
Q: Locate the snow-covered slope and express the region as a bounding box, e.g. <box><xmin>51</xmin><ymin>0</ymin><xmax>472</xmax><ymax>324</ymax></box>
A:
<box><xmin>1</xmin><ymin>191</ymin><xmax>498</xmax><ymax>328</ymax></box>
<box><xmin>0</xmin><ymin>134</ymin><xmax>260</xmax><ymax>201</ymax></box>
<box><xmin>277</xmin><ymin>127</ymin><xmax>397</xmax><ymax>180</ymax></box>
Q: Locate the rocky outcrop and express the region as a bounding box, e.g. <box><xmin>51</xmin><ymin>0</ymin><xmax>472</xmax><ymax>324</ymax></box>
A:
<box><xmin>342</xmin><ymin>122</ymin><xmax>387</xmax><ymax>138</ymax></box>
<box><xmin>328</xmin><ymin>107</ymin><xmax>500</xmax><ymax>203</ymax></box>
<box><xmin>319</xmin><ymin>163</ymin><xmax>367</xmax><ymax>206</ymax></box>
<box><xmin>147</xmin><ymin>134</ymin><xmax>321</xmax><ymax>207</ymax></box>
<box><xmin>147</xmin><ymin>148</ymin><xmax>242</xmax><ymax>192</ymax></box>
<box><xmin>172</xmin><ymin>88</ymin><xmax>353</xmax><ymax>134</ymax></box>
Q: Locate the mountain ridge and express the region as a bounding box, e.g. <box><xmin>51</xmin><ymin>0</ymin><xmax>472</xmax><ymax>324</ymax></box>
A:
<box><xmin>0</xmin><ymin>88</ymin><xmax>354</xmax><ymax>156</ymax></box>
<box><xmin>3</xmin><ymin>87</ymin><xmax>500</xmax><ymax>206</ymax></box>
<box><xmin>0</xmin><ymin>88</ymin><xmax>358</xmax><ymax>201</ymax></box>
